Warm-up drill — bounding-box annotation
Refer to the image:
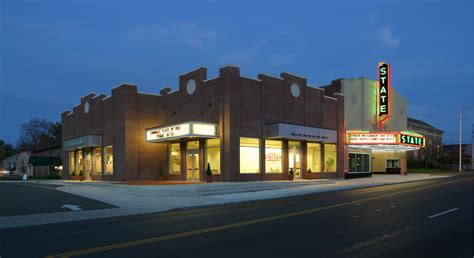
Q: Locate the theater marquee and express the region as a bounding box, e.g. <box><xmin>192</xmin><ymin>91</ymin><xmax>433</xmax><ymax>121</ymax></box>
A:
<box><xmin>146</xmin><ymin>122</ymin><xmax>217</xmax><ymax>142</ymax></box>
<box><xmin>347</xmin><ymin>131</ymin><xmax>425</xmax><ymax>148</ymax></box>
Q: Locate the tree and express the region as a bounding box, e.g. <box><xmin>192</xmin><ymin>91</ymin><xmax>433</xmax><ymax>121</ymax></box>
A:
<box><xmin>0</xmin><ymin>139</ymin><xmax>16</xmax><ymax>161</ymax></box>
<box><xmin>48</xmin><ymin>122</ymin><xmax>62</xmax><ymax>144</ymax></box>
<box><xmin>17</xmin><ymin>118</ymin><xmax>61</xmax><ymax>151</ymax></box>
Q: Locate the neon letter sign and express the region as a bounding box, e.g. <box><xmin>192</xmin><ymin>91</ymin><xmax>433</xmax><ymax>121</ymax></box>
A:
<box><xmin>378</xmin><ymin>62</ymin><xmax>390</xmax><ymax>124</ymax></box>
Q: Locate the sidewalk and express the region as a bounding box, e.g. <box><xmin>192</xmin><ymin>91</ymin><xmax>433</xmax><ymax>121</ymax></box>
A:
<box><xmin>0</xmin><ymin>174</ymin><xmax>451</xmax><ymax>229</ymax></box>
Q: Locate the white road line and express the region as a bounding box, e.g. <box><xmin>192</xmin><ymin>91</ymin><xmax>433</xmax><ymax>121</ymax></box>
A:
<box><xmin>428</xmin><ymin>208</ymin><xmax>459</xmax><ymax>219</ymax></box>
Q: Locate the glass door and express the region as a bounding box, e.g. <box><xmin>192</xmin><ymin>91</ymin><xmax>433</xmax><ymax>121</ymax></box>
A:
<box><xmin>186</xmin><ymin>141</ymin><xmax>200</xmax><ymax>181</ymax></box>
<box><xmin>349</xmin><ymin>153</ymin><xmax>370</xmax><ymax>172</ymax></box>
<box><xmin>288</xmin><ymin>142</ymin><xmax>301</xmax><ymax>179</ymax></box>
<box><xmin>187</xmin><ymin>152</ymin><xmax>199</xmax><ymax>181</ymax></box>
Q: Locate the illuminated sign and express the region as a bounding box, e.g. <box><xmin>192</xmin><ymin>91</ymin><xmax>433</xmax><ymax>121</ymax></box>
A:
<box><xmin>347</xmin><ymin>131</ymin><xmax>425</xmax><ymax>148</ymax></box>
<box><xmin>146</xmin><ymin>122</ymin><xmax>217</xmax><ymax>142</ymax></box>
<box><xmin>347</xmin><ymin>132</ymin><xmax>397</xmax><ymax>144</ymax></box>
<box><xmin>378</xmin><ymin>62</ymin><xmax>390</xmax><ymax>124</ymax></box>
<box><xmin>400</xmin><ymin>133</ymin><xmax>425</xmax><ymax>147</ymax></box>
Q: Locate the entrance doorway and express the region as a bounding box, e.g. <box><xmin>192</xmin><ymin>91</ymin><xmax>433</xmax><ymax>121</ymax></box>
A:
<box><xmin>85</xmin><ymin>149</ymin><xmax>92</xmax><ymax>180</ymax></box>
<box><xmin>186</xmin><ymin>141</ymin><xmax>200</xmax><ymax>181</ymax></box>
<box><xmin>349</xmin><ymin>153</ymin><xmax>370</xmax><ymax>172</ymax></box>
<box><xmin>288</xmin><ymin>142</ymin><xmax>302</xmax><ymax>179</ymax></box>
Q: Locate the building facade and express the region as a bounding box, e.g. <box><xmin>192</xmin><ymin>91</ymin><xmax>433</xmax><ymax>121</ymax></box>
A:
<box><xmin>61</xmin><ymin>66</ymin><xmax>345</xmax><ymax>181</ymax></box>
<box><xmin>323</xmin><ymin>74</ymin><xmax>424</xmax><ymax>176</ymax></box>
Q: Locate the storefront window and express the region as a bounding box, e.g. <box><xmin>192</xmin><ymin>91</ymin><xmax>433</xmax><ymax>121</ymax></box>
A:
<box><xmin>94</xmin><ymin>148</ymin><xmax>102</xmax><ymax>175</ymax></box>
<box><xmin>386</xmin><ymin>159</ymin><xmax>400</xmax><ymax>168</ymax></box>
<box><xmin>76</xmin><ymin>150</ymin><xmax>83</xmax><ymax>174</ymax></box>
<box><xmin>170</xmin><ymin>143</ymin><xmax>181</xmax><ymax>174</ymax></box>
<box><xmin>104</xmin><ymin>146</ymin><xmax>113</xmax><ymax>175</ymax></box>
<box><xmin>206</xmin><ymin>139</ymin><xmax>220</xmax><ymax>174</ymax></box>
<box><xmin>307</xmin><ymin>143</ymin><xmax>321</xmax><ymax>173</ymax></box>
<box><xmin>69</xmin><ymin>152</ymin><xmax>75</xmax><ymax>174</ymax></box>
<box><xmin>265</xmin><ymin>140</ymin><xmax>282</xmax><ymax>173</ymax></box>
<box><xmin>324</xmin><ymin>144</ymin><xmax>337</xmax><ymax>172</ymax></box>
<box><xmin>240</xmin><ymin>137</ymin><xmax>260</xmax><ymax>173</ymax></box>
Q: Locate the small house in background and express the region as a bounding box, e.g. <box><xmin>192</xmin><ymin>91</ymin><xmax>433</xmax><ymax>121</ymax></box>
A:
<box><xmin>2</xmin><ymin>154</ymin><xmax>19</xmax><ymax>174</ymax></box>
<box><xmin>1</xmin><ymin>151</ymin><xmax>31</xmax><ymax>176</ymax></box>
<box><xmin>29</xmin><ymin>143</ymin><xmax>63</xmax><ymax>178</ymax></box>
<box><xmin>1</xmin><ymin>144</ymin><xmax>63</xmax><ymax>178</ymax></box>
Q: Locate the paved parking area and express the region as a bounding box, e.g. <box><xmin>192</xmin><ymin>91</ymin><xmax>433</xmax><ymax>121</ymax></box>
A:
<box><xmin>0</xmin><ymin>183</ymin><xmax>117</xmax><ymax>217</ymax></box>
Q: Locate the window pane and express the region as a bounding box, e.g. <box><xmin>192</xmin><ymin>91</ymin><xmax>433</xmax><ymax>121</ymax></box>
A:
<box><xmin>307</xmin><ymin>143</ymin><xmax>321</xmax><ymax>173</ymax></box>
<box><xmin>76</xmin><ymin>150</ymin><xmax>83</xmax><ymax>174</ymax></box>
<box><xmin>240</xmin><ymin>137</ymin><xmax>260</xmax><ymax>173</ymax></box>
<box><xmin>69</xmin><ymin>152</ymin><xmax>75</xmax><ymax>174</ymax></box>
<box><xmin>265</xmin><ymin>140</ymin><xmax>282</xmax><ymax>173</ymax></box>
<box><xmin>206</xmin><ymin>139</ymin><xmax>220</xmax><ymax>174</ymax></box>
<box><xmin>324</xmin><ymin>144</ymin><xmax>337</xmax><ymax>172</ymax></box>
<box><xmin>170</xmin><ymin>143</ymin><xmax>181</xmax><ymax>174</ymax></box>
<box><xmin>94</xmin><ymin>148</ymin><xmax>102</xmax><ymax>175</ymax></box>
<box><xmin>104</xmin><ymin>146</ymin><xmax>113</xmax><ymax>175</ymax></box>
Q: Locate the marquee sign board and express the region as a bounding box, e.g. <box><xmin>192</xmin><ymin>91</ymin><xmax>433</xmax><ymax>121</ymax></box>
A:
<box><xmin>146</xmin><ymin>122</ymin><xmax>217</xmax><ymax>142</ymax></box>
<box><xmin>378</xmin><ymin>62</ymin><xmax>391</xmax><ymax>124</ymax></box>
<box><xmin>400</xmin><ymin>133</ymin><xmax>425</xmax><ymax>147</ymax></box>
<box><xmin>347</xmin><ymin>131</ymin><xmax>425</xmax><ymax>148</ymax></box>
<box><xmin>347</xmin><ymin>132</ymin><xmax>398</xmax><ymax>144</ymax></box>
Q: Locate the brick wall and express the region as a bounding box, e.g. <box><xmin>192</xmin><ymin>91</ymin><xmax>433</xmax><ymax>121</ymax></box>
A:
<box><xmin>62</xmin><ymin>66</ymin><xmax>344</xmax><ymax>181</ymax></box>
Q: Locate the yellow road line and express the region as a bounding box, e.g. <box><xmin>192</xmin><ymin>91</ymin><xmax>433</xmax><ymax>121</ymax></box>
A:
<box><xmin>47</xmin><ymin>177</ymin><xmax>472</xmax><ymax>258</ymax></box>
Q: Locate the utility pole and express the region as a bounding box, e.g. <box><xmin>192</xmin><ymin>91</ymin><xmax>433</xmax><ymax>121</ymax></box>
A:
<box><xmin>459</xmin><ymin>105</ymin><xmax>472</xmax><ymax>172</ymax></box>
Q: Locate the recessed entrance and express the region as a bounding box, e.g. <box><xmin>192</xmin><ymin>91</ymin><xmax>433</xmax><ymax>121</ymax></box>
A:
<box><xmin>186</xmin><ymin>141</ymin><xmax>200</xmax><ymax>181</ymax></box>
<box><xmin>349</xmin><ymin>153</ymin><xmax>370</xmax><ymax>172</ymax></box>
<box><xmin>288</xmin><ymin>141</ymin><xmax>302</xmax><ymax>179</ymax></box>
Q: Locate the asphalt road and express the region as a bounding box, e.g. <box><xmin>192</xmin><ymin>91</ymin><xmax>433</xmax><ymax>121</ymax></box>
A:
<box><xmin>0</xmin><ymin>175</ymin><xmax>472</xmax><ymax>258</ymax></box>
<box><xmin>0</xmin><ymin>183</ymin><xmax>116</xmax><ymax>216</ymax></box>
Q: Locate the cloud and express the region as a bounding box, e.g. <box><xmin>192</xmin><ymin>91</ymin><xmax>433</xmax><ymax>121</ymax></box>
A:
<box><xmin>219</xmin><ymin>40</ymin><xmax>266</xmax><ymax>64</ymax></box>
<box><xmin>123</xmin><ymin>22</ymin><xmax>217</xmax><ymax>48</ymax></box>
<box><xmin>378</xmin><ymin>26</ymin><xmax>401</xmax><ymax>49</ymax></box>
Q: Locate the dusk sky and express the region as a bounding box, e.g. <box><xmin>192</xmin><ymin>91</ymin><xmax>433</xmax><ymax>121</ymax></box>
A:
<box><xmin>1</xmin><ymin>0</ymin><xmax>473</xmax><ymax>146</ymax></box>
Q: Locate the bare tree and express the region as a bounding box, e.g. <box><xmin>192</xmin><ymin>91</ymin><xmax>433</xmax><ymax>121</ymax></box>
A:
<box><xmin>17</xmin><ymin>118</ymin><xmax>52</xmax><ymax>150</ymax></box>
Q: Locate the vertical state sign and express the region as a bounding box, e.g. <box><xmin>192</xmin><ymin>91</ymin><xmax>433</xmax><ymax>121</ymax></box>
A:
<box><xmin>378</xmin><ymin>62</ymin><xmax>390</xmax><ymax>124</ymax></box>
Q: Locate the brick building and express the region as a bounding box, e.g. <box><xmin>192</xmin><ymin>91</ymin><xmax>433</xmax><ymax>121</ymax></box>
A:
<box><xmin>406</xmin><ymin>117</ymin><xmax>443</xmax><ymax>161</ymax></box>
<box><xmin>61</xmin><ymin>66</ymin><xmax>345</xmax><ymax>181</ymax></box>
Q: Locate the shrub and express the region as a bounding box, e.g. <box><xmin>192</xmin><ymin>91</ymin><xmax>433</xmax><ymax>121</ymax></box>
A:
<box><xmin>307</xmin><ymin>168</ymin><xmax>312</xmax><ymax>174</ymax></box>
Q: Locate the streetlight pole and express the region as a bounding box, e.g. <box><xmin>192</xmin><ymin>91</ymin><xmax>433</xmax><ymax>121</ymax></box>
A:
<box><xmin>459</xmin><ymin>105</ymin><xmax>472</xmax><ymax>172</ymax></box>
